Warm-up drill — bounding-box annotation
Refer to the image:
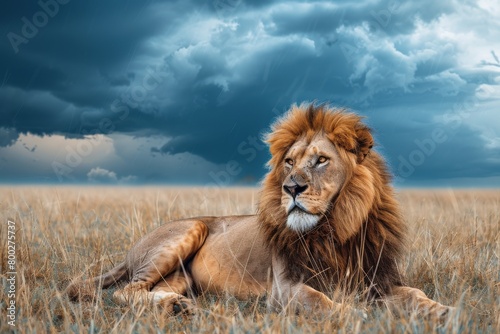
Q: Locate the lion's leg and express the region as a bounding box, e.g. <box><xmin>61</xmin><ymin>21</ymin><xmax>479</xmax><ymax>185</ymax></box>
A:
<box><xmin>112</xmin><ymin>281</ymin><xmax>153</xmax><ymax>305</ymax></box>
<box><xmin>124</xmin><ymin>220</ymin><xmax>208</xmax><ymax>293</ymax></box>
<box><xmin>269</xmin><ymin>256</ymin><xmax>361</xmax><ymax>316</ymax></box>
<box><xmin>113</xmin><ymin>271</ymin><xmax>196</xmax><ymax>315</ymax></box>
<box><xmin>111</xmin><ymin>220</ymin><xmax>207</xmax><ymax>315</ymax></box>
<box><xmin>385</xmin><ymin>286</ymin><xmax>454</xmax><ymax>318</ymax></box>
<box><xmin>270</xmin><ymin>281</ymin><xmax>365</xmax><ymax>317</ymax></box>
<box><xmin>291</xmin><ymin>284</ymin><xmax>339</xmax><ymax>313</ymax></box>
<box><xmin>151</xmin><ymin>272</ymin><xmax>196</xmax><ymax>315</ymax></box>
<box><xmin>269</xmin><ymin>255</ymin><xmax>335</xmax><ymax>313</ymax></box>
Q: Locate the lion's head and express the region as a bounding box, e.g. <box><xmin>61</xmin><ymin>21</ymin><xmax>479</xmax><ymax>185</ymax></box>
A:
<box><xmin>280</xmin><ymin>131</ymin><xmax>348</xmax><ymax>232</ymax></box>
<box><xmin>259</xmin><ymin>103</ymin><xmax>404</xmax><ymax>295</ymax></box>
<box><xmin>260</xmin><ymin>103</ymin><xmax>378</xmax><ymax>242</ymax></box>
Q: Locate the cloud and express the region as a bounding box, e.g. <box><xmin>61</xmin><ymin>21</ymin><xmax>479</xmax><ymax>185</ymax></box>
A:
<box><xmin>86</xmin><ymin>166</ymin><xmax>136</xmax><ymax>184</ymax></box>
<box><xmin>0</xmin><ymin>127</ymin><xmax>19</xmax><ymax>147</ymax></box>
<box><xmin>0</xmin><ymin>87</ymin><xmax>87</xmax><ymax>136</ymax></box>
<box><xmin>87</xmin><ymin>167</ymin><xmax>118</xmax><ymax>183</ymax></box>
<box><xmin>0</xmin><ymin>0</ymin><xmax>499</xmax><ymax>185</ymax></box>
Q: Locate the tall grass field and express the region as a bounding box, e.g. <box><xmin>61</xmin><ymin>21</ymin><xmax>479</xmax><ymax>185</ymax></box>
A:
<box><xmin>1</xmin><ymin>186</ymin><xmax>498</xmax><ymax>333</ymax></box>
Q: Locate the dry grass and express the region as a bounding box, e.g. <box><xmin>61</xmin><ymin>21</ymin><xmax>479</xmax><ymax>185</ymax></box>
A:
<box><xmin>0</xmin><ymin>186</ymin><xmax>498</xmax><ymax>333</ymax></box>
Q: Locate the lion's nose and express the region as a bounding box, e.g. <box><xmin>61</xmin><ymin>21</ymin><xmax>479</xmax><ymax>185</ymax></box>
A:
<box><xmin>283</xmin><ymin>184</ymin><xmax>308</xmax><ymax>199</ymax></box>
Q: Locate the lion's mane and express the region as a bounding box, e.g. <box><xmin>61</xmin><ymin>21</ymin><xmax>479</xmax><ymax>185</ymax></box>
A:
<box><xmin>258</xmin><ymin>104</ymin><xmax>406</xmax><ymax>299</ymax></box>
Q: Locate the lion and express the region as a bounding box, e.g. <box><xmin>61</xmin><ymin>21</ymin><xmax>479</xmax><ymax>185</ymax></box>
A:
<box><xmin>66</xmin><ymin>103</ymin><xmax>453</xmax><ymax>318</ymax></box>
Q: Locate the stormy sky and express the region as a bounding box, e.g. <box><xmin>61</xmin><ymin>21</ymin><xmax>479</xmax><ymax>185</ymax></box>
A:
<box><xmin>1</xmin><ymin>0</ymin><xmax>499</xmax><ymax>187</ymax></box>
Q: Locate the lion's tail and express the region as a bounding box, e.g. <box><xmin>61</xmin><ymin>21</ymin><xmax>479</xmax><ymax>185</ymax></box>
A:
<box><xmin>65</xmin><ymin>262</ymin><xmax>128</xmax><ymax>302</ymax></box>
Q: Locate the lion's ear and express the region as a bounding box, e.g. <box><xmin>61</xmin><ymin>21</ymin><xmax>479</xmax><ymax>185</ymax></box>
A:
<box><xmin>355</xmin><ymin>124</ymin><xmax>373</xmax><ymax>163</ymax></box>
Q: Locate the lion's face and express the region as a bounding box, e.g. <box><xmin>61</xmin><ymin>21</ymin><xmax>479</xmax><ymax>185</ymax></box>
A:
<box><xmin>281</xmin><ymin>133</ymin><xmax>347</xmax><ymax>232</ymax></box>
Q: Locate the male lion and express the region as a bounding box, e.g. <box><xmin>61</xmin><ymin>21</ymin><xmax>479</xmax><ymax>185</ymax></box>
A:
<box><xmin>67</xmin><ymin>103</ymin><xmax>453</xmax><ymax>318</ymax></box>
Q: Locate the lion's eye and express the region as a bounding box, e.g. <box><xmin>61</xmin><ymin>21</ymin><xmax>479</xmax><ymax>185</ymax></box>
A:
<box><xmin>317</xmin><ymin>156</ymin><xmax>328</xmax><ymax>165</ymax></box>
<box><xmin>285</xmin><ymin>158</ymin><xmax>294</xmax><ymax>166</ymax></box>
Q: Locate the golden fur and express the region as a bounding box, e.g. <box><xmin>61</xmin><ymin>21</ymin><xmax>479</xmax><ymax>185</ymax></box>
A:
<box><xmin>66</xmin><ymin>103</ymin><xmax>453</xmax><ymax>318</ymax></box>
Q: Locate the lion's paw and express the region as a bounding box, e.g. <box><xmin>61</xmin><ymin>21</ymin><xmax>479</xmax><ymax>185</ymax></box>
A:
<box><xmin>153</xmin><ymin>292</ymin><xmax>196</xmax><ymax>316</ymax></box>
<box><xmin>171</xmin><ymin>297</ymin><xmax>196</xmax><ymax>316</ymax></box>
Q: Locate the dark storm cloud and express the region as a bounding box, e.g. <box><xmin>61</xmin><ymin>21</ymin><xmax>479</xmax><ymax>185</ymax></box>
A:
<box><xmin>0</xmin><ymin>127</ymin><xmax>19</xmax><ymax>147</ymax></box>
<box><xmin>1</xmin><ymin>0</ymin><xmax>193</xmax><ymax>112</ymax></box>
<box><xmin>371</xmin><ymin>107</ymin><xmax>500</xmax><ymax>186</ymax></box>
<box><xmin>0</xmin><ymin>0</ymin><xmax>499</xmax><ymax>185</ymax></box>
<box><xmin>263</xmin><ymin>0</ymin><xmax>457</xmax><ymax>38</ymax></box>
<box><xmin>0</xmin><ymin>86</ymin><xmax>82</xmax><ymax>136</ymax></box>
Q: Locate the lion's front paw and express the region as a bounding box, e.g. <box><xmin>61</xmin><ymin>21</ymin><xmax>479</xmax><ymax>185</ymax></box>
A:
<box><xmin>417</xmin><ymin>302</ymin><xmax>456</xmax><ymax>322</ymax></box>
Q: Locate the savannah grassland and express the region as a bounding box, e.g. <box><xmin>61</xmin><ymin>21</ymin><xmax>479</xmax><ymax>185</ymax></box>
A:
<box><xmin>0</xmin><ymin>186</ymin><xmax>498</xmax><ymax>333</ymax></box>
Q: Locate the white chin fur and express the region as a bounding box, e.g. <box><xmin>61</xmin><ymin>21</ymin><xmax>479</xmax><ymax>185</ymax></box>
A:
<box><xmin>286</xmin><ymin>210</ymin><xmax>320</xmax><ymax>232</ymax></box>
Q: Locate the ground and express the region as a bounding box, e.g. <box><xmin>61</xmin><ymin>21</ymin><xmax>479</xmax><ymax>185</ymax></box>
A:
<box><xmin>0</xmin><ymin>186</ymin><xmax>498</xmax><ymax>333</ymax></box>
